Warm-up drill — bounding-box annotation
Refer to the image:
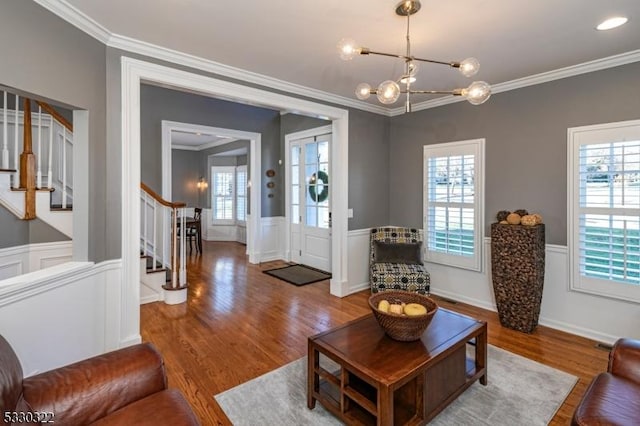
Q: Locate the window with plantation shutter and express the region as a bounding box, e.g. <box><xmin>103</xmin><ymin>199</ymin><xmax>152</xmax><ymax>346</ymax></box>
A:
<box><xmin>568</xmin><ymin>120</ymin><xmax>640</xmax><ymax>303</ymax></box>
<box><xmin>212</xmin><ymin>166</ymin><xmax>235</xmax><ymax>222</ymax></box>
<box><xmin>423</xmin><ymin>139</ymin><xmax>484</xmax><ymax>271</ymax></box>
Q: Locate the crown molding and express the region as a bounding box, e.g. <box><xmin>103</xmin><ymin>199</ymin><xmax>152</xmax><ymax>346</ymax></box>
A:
<box><xmin>30</xmin><ymin>0</ymin><xmax>640</xmax><ymax>118</ymax></box>
<box><xmin>393</xmin><ymin>49</ymin><xmax>640</xmax><ymax>116</ymax></box>
<box><xmin>32</xmin><ymin>0</ymin><xmax>110</xmax><ymax>44</ymax></box>
<box><xmin>172</xmin><ymin>138</ymin><xmax>239</xmax><ymax>152</ymax></box>
<box><xmin>108</xmin><ymin>34</ymin><xmax>390</xmax><ymax>116</ymax></box>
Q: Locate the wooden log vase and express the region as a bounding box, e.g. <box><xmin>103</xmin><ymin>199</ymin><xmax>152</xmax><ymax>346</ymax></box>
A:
<box><xmin>490</xmin><ymin>223</ymin><xmax>545</xmax><ymax>333</ymax></box>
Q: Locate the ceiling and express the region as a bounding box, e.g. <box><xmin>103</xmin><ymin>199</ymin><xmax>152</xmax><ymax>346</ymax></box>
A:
<box><xmin>171</xmin><ymin>130</ymin><xmax>236</xmax><ymax>150</ymax></box>
<box><xmin>63</xmin><ymin>0</ymin><xmax>640</xmax><ymax>110</ymax></box>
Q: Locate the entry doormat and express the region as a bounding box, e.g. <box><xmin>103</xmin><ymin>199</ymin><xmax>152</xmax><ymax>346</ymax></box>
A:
<box><xmin>263</xmin><ymin>264</ymin><xmax>331</xmax><ymax>286</ymax></box>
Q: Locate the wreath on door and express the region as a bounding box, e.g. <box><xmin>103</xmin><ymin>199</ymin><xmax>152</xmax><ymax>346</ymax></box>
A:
<box><xmin>308</xmin><ymin>170</ymin><xmax>329</xmax><ymax>203</ymax></box>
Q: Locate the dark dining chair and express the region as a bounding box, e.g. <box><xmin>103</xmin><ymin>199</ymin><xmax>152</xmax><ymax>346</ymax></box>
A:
<box><xmin>186</xmin><ymin>207</ymin><xmax>202</xmax><ymax>254</ymax></box>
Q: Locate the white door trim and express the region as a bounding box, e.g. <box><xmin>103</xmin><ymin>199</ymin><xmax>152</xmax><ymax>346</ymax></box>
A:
<box><xmin>284</xmin><ymin>125</ymin><xmax>333</xmax><ymax>265</ymax></box>
<box><xmin>121</xmin><ymin>57</ymin><xmax>350</xmax><ymax>340</ymax></box>
<box><xmin>160</xmin><ymin>120</ymin><xmax>259</xmax><ymax>265</ymax></box>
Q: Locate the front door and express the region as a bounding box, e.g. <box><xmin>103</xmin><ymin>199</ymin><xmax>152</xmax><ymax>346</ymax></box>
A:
<box><xmin>288</xmin><ymin>131</ymin><xmax>331</xmax><ymax>272</ymax></box>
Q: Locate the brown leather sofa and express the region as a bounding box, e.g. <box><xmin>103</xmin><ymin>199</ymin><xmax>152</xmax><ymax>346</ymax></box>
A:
<box><xmin>0</xmin><ymin>334</ymin><xmax>200</xmax><ymax>425</ymax></box>
<box><xmin>572</xmin><ymin>338</ymin><xmax>640</xmax><ymax>425</ymax></box>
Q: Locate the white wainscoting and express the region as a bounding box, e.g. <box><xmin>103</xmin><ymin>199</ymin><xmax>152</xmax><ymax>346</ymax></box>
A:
<box><xmin>260</xmin><ymin>216</ymin><xmax>285</xmax><ymax>262</ymax></box>
<box><xmin>0</xmin><ymin>260</ymin><xmax>125</xmax><ymax>376</ymax></box>
<box><xmin>201</xmin><ymin>208</ymin><xmax>248</xmax><ymax>244</ymax></box>
<box><xmin>344</xmin><ymin>229</ymin><xmax>639</xmax><ymax>345</ymax></box>
<box><xmin>346</xmin><ymin>228</ymin><xmax>372</xmax><ymax>294</ymax></box>
<box><xmin>0</xmin><ymin>241</ymin><xmax>73</xmax><ymax>281</ymax></box>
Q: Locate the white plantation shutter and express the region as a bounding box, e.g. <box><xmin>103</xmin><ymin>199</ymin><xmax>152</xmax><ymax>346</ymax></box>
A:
<box><xmin>236</xmin><ymin>166</ymin><xmax>247</xmax><ymax>222</ymax></box>
<box><xmin>423</xmin><ymin>139</ymin><xmax>484</xmax><ymax>271</ymax></box>
<box><xmin>212</xmin><ymin>167</ymin><xmax>235</xmax><ymax>221</ymax></box>
<box><xmin>569</xmin><ymin>120</ymin><xmax>640</xmax><ymax>302</ymax></box>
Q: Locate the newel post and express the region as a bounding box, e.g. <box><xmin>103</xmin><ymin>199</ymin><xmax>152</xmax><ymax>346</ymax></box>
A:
<box><xmin>20</xmin><ymin>98</ymin><xmax>36</xmax><ymax>220</ymax></box>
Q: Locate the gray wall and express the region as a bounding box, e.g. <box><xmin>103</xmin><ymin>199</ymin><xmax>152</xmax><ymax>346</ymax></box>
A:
<box><xmin>348</xmin><ymin>109</ymin><xmax>390</xmax><ymax>230</ymax></box>
<box><xmin>0</xmin><ymin>1</ymin><xmax>107</xmax><ymax>260</ymax></box>
<box><xmin>389</xmin><ymin>62</ymin><xmax>640</xmax><ymax>245</ymax></box>
<box><xmin>0</xmin><ymin>209</ymin><xmax>69</xmax><ymax>249</ymax></box>
<box><xmin>170</xmin><ymin>149</ymin><xmax>200</xmax><ymax>208</ymax></box>
<box><xmin>0</xmin><ymin>209</ymin><xmax>28</xmax><ymax>248</ymax></box>
<box><xmin>140</xmin><ymin>84</ymin><xmax>282</xmax><ymax>216</ymax></box>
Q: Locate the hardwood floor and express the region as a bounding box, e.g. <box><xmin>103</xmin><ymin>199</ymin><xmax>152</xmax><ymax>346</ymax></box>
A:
<box><xmin>141</xmin><ymin>241</ymin><xmax>609</xmax><ymax>425</ymax></box>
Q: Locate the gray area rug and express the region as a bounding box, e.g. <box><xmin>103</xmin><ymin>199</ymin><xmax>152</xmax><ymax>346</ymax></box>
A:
<box><xmin>215</xmin><ymin>345</ymin><xmax>577</xmax><ymax>425</ymax></box>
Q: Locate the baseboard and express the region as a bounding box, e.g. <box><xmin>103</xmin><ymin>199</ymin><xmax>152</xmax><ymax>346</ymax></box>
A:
<box><xmin>120</xmin><ymin>335</ymin><xmax>142</xmax><ymax>348</ymax></box>
<box><xmin>429</xmin><ymin>288</ymin><xmax>498</xmax><ymax>312</ymax></box>
<box><xmin>346</xmin><ymin>281</ymin><xmax>370</xmax><ymax>295</ymax></box>
<box><xmin>259</xmin><ymin>253</ymin><xmax>284</xmax><ymax>263</ymax></box>
<box><xmin>538</xmin><ymin>317</ymin><xmax>619</xmax><ymax>345</ymax></box>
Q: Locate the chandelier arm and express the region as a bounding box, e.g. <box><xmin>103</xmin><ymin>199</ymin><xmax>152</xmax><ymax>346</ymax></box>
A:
<box><xmin>411</xmin><ymin>56</ymin><xmax>459</xmax><ymax>67</ymax></box>
<box><xmin>364</xmin><ymin>50</ymin><xmax>412</xmax><ymax>60</ymax></box>
<box><xmin>403</xmin><ymin>89</ymin><xmax>464</xmax><ymax>96</ymax></box>
<box><xmin>364</xmin><ymin>51</ymin><xmax>460</xmax><ymax>68</ymax></box>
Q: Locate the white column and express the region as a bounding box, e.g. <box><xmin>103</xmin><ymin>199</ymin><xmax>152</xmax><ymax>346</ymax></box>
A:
<box><xmin>36</xmin><ymin>106</ymin><xmax>42</xmax><ymax>188</ymax></box>
<box><xmin>2</xmin><ymin>91</ymin><xmax>7</xmax><ymax>169</ymax></box>
<box><xmin>62</xmin><ymin>127</ymin><xmax>67</xmax><ymax>208</ymax></box>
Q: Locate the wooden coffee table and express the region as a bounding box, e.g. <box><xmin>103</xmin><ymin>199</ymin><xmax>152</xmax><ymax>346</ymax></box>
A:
<box><xmin>307</xmin><ymin>308</ymin><xmax>487</xmax><ymax>425</ymax></box>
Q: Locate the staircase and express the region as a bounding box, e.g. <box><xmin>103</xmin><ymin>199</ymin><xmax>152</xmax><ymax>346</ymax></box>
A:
<box><xmin>0</xmin><ymin>89</ymin><xmax>73</xmax><ymax>238</ymax></box>
<box><xmin>139</xmin><ymin>182</ymin><xmax>189</xmax><ymax>305</ymax></box>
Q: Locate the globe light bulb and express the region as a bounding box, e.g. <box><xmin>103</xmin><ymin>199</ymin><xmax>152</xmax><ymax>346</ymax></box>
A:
<box><xmin>355</xmin><ymin>83</ymin><xmax>372</xmax><ymax>100</ymax></box>
<box><xmin>462</xmin><ymin>81</ymin><xmax>491</xmax><ymax>105</ymax></box>
<box><xmin>400</xmin><ymin>61</ymin><xmax>419</xmax><ymax>84</ymax></box>
<box><xmin>376</xmin><ymin>80</ymin><xmax>401</xmax><ymax>104</ymax></box>
<box><xmin>459</xmin><ymin>57</ymin><xmax>480</xmax><ymax>77</ymax></box>
<box><xmin>407</xmin><ymin>61</ymin><xmax>419</xmax><ymax>77</ymax></box>
<box><xmin>337</xmin><ymin>38</ymin><xmax>360</xmax><ymax>61</ymax></box>
<box><xmin>399</xmin><ymin>75</ymin><xmax>416</xmax><ymax>84</ymax></box>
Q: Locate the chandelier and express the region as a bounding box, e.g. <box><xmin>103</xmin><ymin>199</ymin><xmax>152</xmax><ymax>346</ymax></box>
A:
<box><xmin>338</xmin><ymin>0</ymin><xmax>491</xmax><ymax>112</ymax></box>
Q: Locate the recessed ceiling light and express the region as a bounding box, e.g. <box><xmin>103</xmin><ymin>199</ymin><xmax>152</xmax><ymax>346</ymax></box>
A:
<box><xmin>596</xmin><ymin>16</ymin><xmax>629</xmax><ymax>31</ymax></box>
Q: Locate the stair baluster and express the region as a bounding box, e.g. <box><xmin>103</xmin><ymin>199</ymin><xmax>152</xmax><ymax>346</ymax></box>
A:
<box><xmin>2</xmin><ymin>91</ymin><xmax>7</xmax><ymax>168</ymax></box>
<box><xmin>13</xmin><ymin>94</ymin><xmax>19</xmax><ymax>188</ymax></box>
<box><xmin>36</xmin><ymin>105</ymin><xmax>42</xmax><ymax>189</ymax></box>
<box><xmin>179</xmin><ymin>209</ymin><xmax>186</xmax><ymax>286</ymax></box>
<box><xmin>47</xmin><ymin>114</ymin><xmax>52</xmax><ymax>190</ymax></box>
<box><xmin>62</xmin><ymin>126</ymin><xmax>67</xmax><ymax>209</ymax></box>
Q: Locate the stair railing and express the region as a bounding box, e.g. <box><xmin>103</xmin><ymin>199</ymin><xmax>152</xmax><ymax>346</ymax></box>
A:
<box><xmin>0</xmin><ymin>89</ymin><xmax>74</xmax><ymax>215</ymax></box>
<box><xmin>140</xmin><ymin>182</ymin><xmax>187</xmax><ymax>289</ymax></box>
<box><xmin>36</xmin><ymin>101</ymin><xmax>73</xmax><ymax>209</ymax></box>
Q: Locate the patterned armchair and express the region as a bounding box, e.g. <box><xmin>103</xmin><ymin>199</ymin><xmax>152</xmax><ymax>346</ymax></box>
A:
<box><xmin>370</xmin><ymin>227</ymin><xmax>430</xmax><ymax>294</ymax></box>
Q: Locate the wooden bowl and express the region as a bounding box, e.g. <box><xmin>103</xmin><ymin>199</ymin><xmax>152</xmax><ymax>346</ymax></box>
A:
<box><xmin>368</xmin><ymin>291</ymin><xmax>438</xmax><ymax>341</ymax></box>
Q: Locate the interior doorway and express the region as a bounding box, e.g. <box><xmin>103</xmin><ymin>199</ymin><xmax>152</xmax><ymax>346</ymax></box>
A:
<box><xmin>161</xmin><ymin>120</ymin><xmax>260</xmax><ymax>263</ymax></box>
<box><xmin>285</xmin><ymin>125</ymin><xmax>332</xmax><ymax>272</ymax></box>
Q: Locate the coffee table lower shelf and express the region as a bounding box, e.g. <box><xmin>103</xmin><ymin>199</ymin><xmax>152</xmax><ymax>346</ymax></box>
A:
<box><xmin>307</xmin><ymin>311</ymin><xmax>487</xmax><ymax>426</ymax></box>
<box><xmin>311</xmin><ymin>351</ymin><xmax>483</xmax><ymax>425</ymax></box>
